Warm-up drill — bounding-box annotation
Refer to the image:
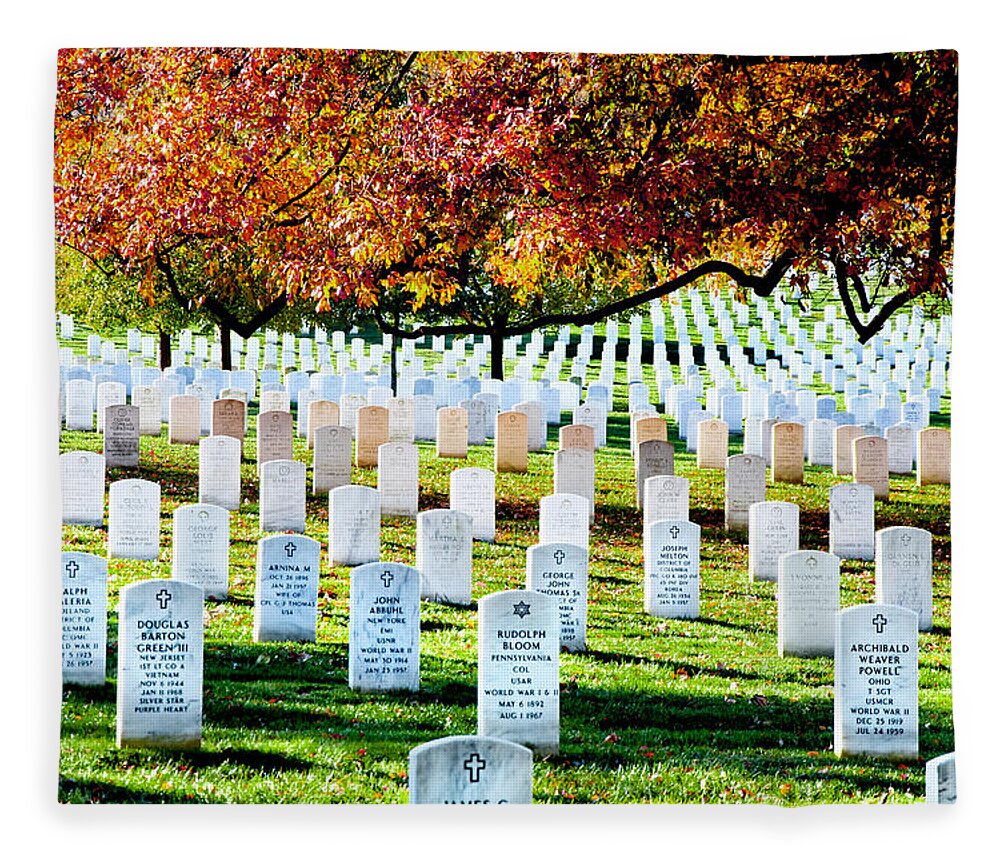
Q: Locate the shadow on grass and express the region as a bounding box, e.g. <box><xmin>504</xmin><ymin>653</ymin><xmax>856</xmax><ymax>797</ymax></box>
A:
<box><xmin>59</xmin><ymin>778</ymin><xmax>202</xmax><ymax>804</ymax></box>
<box><xmin>583</xmin><ymin>650</ymin><xmax>766</xmax><ymax>683</ymax></box>
<box><xmin>559</xmin><ymin>682</ymin><xmax>953</xmax><ymax>760</ymax></box>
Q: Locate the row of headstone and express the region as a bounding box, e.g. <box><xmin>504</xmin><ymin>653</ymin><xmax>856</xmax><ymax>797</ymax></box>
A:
<box><xmin>91</xmin><ymin>571</ymin><xmax>564</xmax><ymax>759</ymax></box>
<box><xmin>67</xmin><ymin>554</ymin><xmax>938</xmax><ymax>769</ymax></box>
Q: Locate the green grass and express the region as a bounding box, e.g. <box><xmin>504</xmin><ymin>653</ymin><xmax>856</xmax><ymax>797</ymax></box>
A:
<box><xmin>57</xmin><ymin>296</ymin><xmax>952</xmax><ymax>805</ymax></box>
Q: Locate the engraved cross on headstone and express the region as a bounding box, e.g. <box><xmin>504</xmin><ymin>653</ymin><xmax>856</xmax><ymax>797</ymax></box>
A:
<box><xmin>285</xmin><ymin>541</ymin><xmax>297</xmax><ymax>558</ymax></box>
<box><xmin>381</xmin><ymin>570</ymin><xmax>394</xmax><ymax>588</ymax></box>
<box><xmin>464</xmin><ymin>753</ymin><xmax>486</xmax><ymax>783</ymax></box>
<box><xmin>872</xmin><ymin>613</ymin><xmax>888</xmax><ymax>634</ymax></box>
<box><xmin>65</xmin><ymin>560</ymin><xmax>79</xmax><ymax>578</ymax></box>
<box><xmin>669</xmin><ymin>525</ymin><xmax>680</xmax><ymax>540</ymax></box>
<box><xmin>553</xmin><ymin>549</ymin><xmax>565</xmax><ymax>565</ymax></box>
<box><xmin>156</xmin><ymin>589</ymin><xmax>172</xmax><ymax>610</ymax></box>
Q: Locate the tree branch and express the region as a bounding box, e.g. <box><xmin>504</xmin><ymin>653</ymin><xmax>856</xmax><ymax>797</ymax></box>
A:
<box><xmin>154</xmin><ymin>248</ymin><xmax>290</xmax><ymax>338</ymax></box>
<box><xmin>834</xmin><ymin>257</ymin><xmax>913</xmax><ymax>343</ymax></box>
<box><xmin>270</xmin><ymin>50</ymin><xmax>418</xmax><ymax>219</ymax></box>
<box><xmin>372</xmin><ymin>251</ymin><xmax>795</xmax><ymax>340</ymax></box>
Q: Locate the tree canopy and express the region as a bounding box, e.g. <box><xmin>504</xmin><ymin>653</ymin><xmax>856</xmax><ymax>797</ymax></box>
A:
<box><xmin>55</xmin><ymin>48</ymin><xmax>956</xmax><ymax>364</ymax></box>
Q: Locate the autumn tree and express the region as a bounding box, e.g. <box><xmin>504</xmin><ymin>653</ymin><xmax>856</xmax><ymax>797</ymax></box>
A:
<box><xmin>54</xmin><ymin>47</ymin><xmax>418</xmax><ymax>369</ymax></box>
<box><xmin>56</xmin><ymin>50</ymin><xmax>955</xmax><ymax>380</ymax></box>
<box><xmin>316</xmin><ymin>51</ymin><xmax>955</xmax><ymax>378</ymax></box>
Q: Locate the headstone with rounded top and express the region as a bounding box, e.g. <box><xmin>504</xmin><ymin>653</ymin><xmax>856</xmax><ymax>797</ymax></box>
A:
<box><xmin>61</xmin><ymin>451</ymin><xmax>105</xmax><ymax>526</ymax></box>
<box><xmin>777</xmin><ymin>550</ymin><xmax>840</xmax><ymax>657</ymax></box>
<box><xmin>198</xmin><ymin>435</ymin><xmax>241</xmax><ymax>511</ymax></box>
<box><xmin>724</xmin><ymin>453</ymin><xmax>765</xmax><ymax>533</ymax></box>
<box><xmin>875</xmin><ymin>526</ymin><xmax>933</xmax><ymax>631</ymax></box>
<box><xmin>449</xmin><ymin>467</ymin><xmax>495</xmax><ymax>543</ymax></box>
<box><xmin>61</xmin><ymin>552</ymin><xmax>107</xmax><ymax>686</ymax></box>
<box><xmin>348</xmin><ymin>562</ymin><xmax>420</xmax><ymax>691</ymax></box>
<box><xmin>104</xmin><ymin>404</ymin><xmax>140</xmax><ymax>468</ymax></box>
<box><xmin>478</xmin><ymin>589</ymin><xmax>560</xmax><ymax>755</ymax></box>
<box><xmin>259</xmin><ymin>459</ymin><xmax>306</xmax><ymax>533</ymax></box>
<box><xmin>828</xmin><ymin>483</ymin><xmax>875</xmax><ymax>560</ymax></box>
<box><xmin>526</xmin><ymin>542</ymin><xmax>588</xmax><ymax>651</ymax></box>
<box><xmin>172</xmin><ymin>503</ymin><xmax>230</xmax><ymax>599</ymax></box>
<box><xmin>377</xmin><ymin>441</ymin><xmax>419</xmax><ymax>517</ymax></box>
<box><xmin>116</xmin><ymin>580</ymin><xmax>203</xmax><ymax>750</ymax></box>
<box><xmin>643</xmin><ymin>519</ymin><xmax>700</xmax><ymax>619</ymax></box>
<box><xmin>748</xmin><ymin>500</ymin><xmax>799</xmax><ymax>583</ymax></box>
<box><xmin>254</xmin><ymin>534</ymin><xmax>321</xmax><ymax>642</ymax></box>
<box><xmin>108</xmin><ymin>479</ymin><xmax>160</xmax><ymax>560</ymax></box>
<box><xmin>416</xmin><ymin>509</ymin><xmax>473</xmax><ymax>606</ymax></box>
<box><xmin>408</xmin><ymin>736</ymin><xmax>533</xmax><ymax>804</ymax></box>
<box><xmin>834</xmin><ymin>603</ymin><xmax>918</xmax><ymax>760</ymax></box>
<box><xmin>916</xmin><ymin>427</ymin><xmax>950</xmax><ymax>487</ymax></box>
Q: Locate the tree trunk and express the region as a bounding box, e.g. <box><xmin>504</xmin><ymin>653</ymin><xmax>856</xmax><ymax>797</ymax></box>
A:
<box><xmin>490</xmin><ymin>329</ymin><xmax>505</xmax><ymax>381</ymax></box>
<box><xmin>158</xmin><ymin>330</ymin><xmax>172</xmax><ymax>370</ymax></box>
<box><xmin>390</xmin><ymin>332</ymin><xmax>399</xmax><ymax>395</ymax></box>
<box><xmin>220</xmin><ymin>324</ymin><xmax>233</xmax><ymax>371</ymax></box>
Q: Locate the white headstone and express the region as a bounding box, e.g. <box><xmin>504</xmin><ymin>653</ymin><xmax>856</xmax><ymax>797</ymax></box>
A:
<box><xmin>829</xmin><ymin>483</ymin><xmax>875</xmax><ymax>561</ymax></box>
<box><xmin>643</xmin><ymin>520</ymin><xmax>700</xmax><ymax>619</ymax></box>
<box><xmin>748</xmin><ymin>501</ymin><xmax>799</xmax><ymax>582</ymax></box>
<box><xmin>416</xmin><ymin>509</ymin><xmax>474</xmax><ymax>606</ymax></box>
<box><xmin>65</xmin><ymin>379</ymin><xmax>95</xmax><ymax>431</ymax></box>
<box><xmin>449</xmin><ymin>467</ymin><xmax>496</xmax><ymax>543</ymax></box>
<box><xmin>408</xmin><ymin>736</ymin><xmax>533</xmax><ymax>804</ymax></box>
<box><xmin>478</xmin><ymin>589</ymin><xmax>560</xmax><ymax>754</ymax></box>
<box><xmin>108</xmin><ymin>479</ymin><xmax>160</xmax><ymax>560</ymax></box>
<box><xmin>777</xmin><ymin>550</ymin><xmax>840</xmax><ymax>657</ymax></box>
<box><xmin>171</xmin><ymin>504</ymin><xmax>229</xmax><ymax>599</ymax></box>
<box><xmin>116</xmin><ymin>579</ymin><xmax>203</xmax><ymax>749</ymax></box>
<box><xmin>328</xmin><ymin>485</ymin><xmax>381</xmax><ymax>567</ymax></box>
<box><xmin>539</xmin><ymin>493</ymin><xmax>589</xmax><ymax>551</ymax></box>
<box><xmin>553</xmin><ymin>448</ymin><xmax>595</xmax><ymax>521</ymax></box>
<box><xmin>61</xmin><ymin>451</ymin><xmax>105</xmax><ymax>526</ymax></box>
<box><xmin>526</xmin><ymin>542</ymin><xmax>588</xmax><ymax>652</ymax></box>
<box><xmin>259</xmin><ymin>459</ymin><xmax>306</xmax><ymax>533</ymax></box>
<box><xmin>377</xmin><ymin>442</ymin><xmax>419</xmax><ymax>517</ymax></box>
<box><xmin>875</xmin><ymin>527</ymin><xmax>933</xmax><ymax>631</ymax></box>
<box><xmin>254</xmin><ymin>534</ymin><xmax>321</xmax><ymax>642</ymax></box>
<box><xmin>642</xmin><ymin>475</ymin><xmax>690</xmax><ymax>530</ymax></box>
<box><xmin>96</xmin><ymin>381</ymin><xmax>126</xmax><ymax>432</ymax></box>
<box><xmin>348</xmin><ymin>562</ymin><xmax>420</xmax><ymax>691</ymax></box>
<box><xmin>198</xmin><ymin>435</ymin><xmax>241</xmax><ymax>511</ymax></box>
<box><xmin>61</xmin><ymin>552</ymin><xmax>107</xmax><ymax>686</ymax></box>
<box><xmin>925</xmin><ymin>752</ymin><xmax>957</xmax><ymax>804</ymax></box>
<box><xmin>834</xmin><ymin>604</ymin><xmax>918</xmax><ymax>759</ymax></box>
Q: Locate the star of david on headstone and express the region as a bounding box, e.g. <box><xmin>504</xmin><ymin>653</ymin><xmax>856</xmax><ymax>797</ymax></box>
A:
<box><xmin>512</xmin><ymin>601</ymin><xmax>531</xmax><ymax>618</ymax></box>
<box><xmin>381</xmin><ymin>570</ymin><xmax>394</xmax><ymax>588</ymax></box>
<box><xmin>872</xmin><ymin>613</ymin><xmax>888</xmax><ymax>634</ymax></box>
<box><xmin>464</xmin><ymin>753</ymin><xmax>487</xmax><ymax>783</ymax></box>
<box><xmin>669</xmin><ymin>525</ymin><xmax>680</xmax><ymax>540</ymax></box>
<box><xmin>284</xmin><ymin>541</ymin><xmax>297</xmax><ymax>558</ymax></box>
<box><xmin>65</xmin><ymin>560</ymin><xmax>79</xmax><ymax>578</ymax></box>
<box><xmin>156</xmin><ymin>589</ymin><xmax>172</xmax><ymax>610</ymax></box>
<box><xmin>553</xmin><ymin>549</ymin><xmax>565</xmax><ymax>565</ymax></box>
